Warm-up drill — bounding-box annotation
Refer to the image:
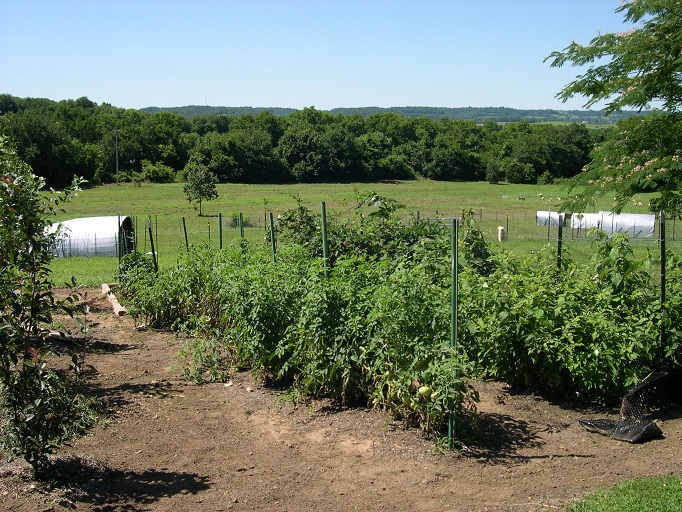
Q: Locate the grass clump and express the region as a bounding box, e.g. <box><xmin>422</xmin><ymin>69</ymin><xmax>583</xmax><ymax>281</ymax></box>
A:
<box><xmin>569</xmin><ymin>474</ymin><xmax>682</xmax><ymax>512</ymax></box>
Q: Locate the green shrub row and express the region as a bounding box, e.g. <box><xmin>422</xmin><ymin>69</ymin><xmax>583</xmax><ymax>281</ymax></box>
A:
<box><xmin>118</xmin><ymin>241</ymin><xmax>475</xmax><ymax>439</ymax></box>
<box><xmin>116</xmin><ymin>207</ymin><xmax>681</xmax><ymax>441</ymax></box>
<box><xmin>458</xmin><ymin>233</ymin><xmax>681</xmax><ymax>401</ymax></box>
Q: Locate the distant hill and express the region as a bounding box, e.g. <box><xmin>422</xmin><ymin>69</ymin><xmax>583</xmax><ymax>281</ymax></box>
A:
<box><xmin>140</xmin><ymin>105</ymin><xmax>297</xmax><ymax>117</ymax></box>
<box><xmin>140</xmin><ymin>104</ymin><xmax>644</xmax><ymax>124</ymax></box>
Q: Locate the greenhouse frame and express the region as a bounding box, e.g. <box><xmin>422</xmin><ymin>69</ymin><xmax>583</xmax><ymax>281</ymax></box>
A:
<box><xmin>49</xmin><ymin>216</ymin><xmax>135</xmax><ymax>258</ymax></box>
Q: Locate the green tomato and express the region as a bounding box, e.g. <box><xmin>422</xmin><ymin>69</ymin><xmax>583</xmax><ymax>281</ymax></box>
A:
<box><xmin>418</xmin><ymin>385</ymin><xmax>432</xmax><ymax>399</ymax></box>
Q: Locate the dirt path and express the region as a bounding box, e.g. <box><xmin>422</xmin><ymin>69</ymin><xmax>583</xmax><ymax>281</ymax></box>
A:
<box><xmin>1</xmin><ymin>290</ymin><xmax>680</xmax><ymax>511</ymax></box>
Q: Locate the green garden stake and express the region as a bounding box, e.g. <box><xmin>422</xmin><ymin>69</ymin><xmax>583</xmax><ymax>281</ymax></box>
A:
<box><xmin>660</xmin><ymin>210</ymin><xmax>666</xmax><ymax>358</ymax></box>
<box><xmin>117</xmin><ymin>212</ymin><xmax>121</xmax><ymax>263</ymax></box>
<box><xmin>557</xmin><ymin>213</ymin><xmax>564</xmax><ymax>271</ymax></box>
<box><xmin>321</xmin><ymin>202</ymin><xmax>330</xmax><ymax>276</ymax></box>
<box><xmin>449</xmin><ymin>218</ymin><xmax>459</xmax><ymax>450</ymax></box>
<box><xmin>219</xmin><ymin>213</ymin><xmax>223</xmax><ymax>249</ymax></box>
<box><xmin>182</xmin><ymin>217</ymin><xmax>189</xmax><ymax>253</ymax></box>
<box><xmin>239</xmin><ymin>213</ymin><xmax>244</xmax><ymax>239</ymax></box>
<box><xmin>147</xmin><ymin>219</ymin><xmax>158</xmax><ymax>273</ymax></box>
<box><xmin>269</xmin><ymin>212</ymin><xmax>277</xmax><ymax>262</ymax></box>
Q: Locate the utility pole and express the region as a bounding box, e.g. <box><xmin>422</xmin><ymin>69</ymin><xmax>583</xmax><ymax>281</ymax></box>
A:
<box><xmin>115</xmin><ymin>129</ymin><xmax>119</xmax><ymax>184</ymax></box>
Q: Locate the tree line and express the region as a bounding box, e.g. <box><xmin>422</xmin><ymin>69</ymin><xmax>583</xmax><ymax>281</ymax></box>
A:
<box><xmin>0</xmin><ymin>94</ymin><xmax>609</xmax><ymax>188</ymax></box>
<box><xmin>142</xmin><ymin>104</ymin><xmax>641</xmax><ymax>124</ymax></box>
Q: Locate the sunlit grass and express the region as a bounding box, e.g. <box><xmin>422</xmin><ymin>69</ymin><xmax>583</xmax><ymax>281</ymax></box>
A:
<box><xmin>569</xmin><ymin>474</ymin><xmax>682</xmax><ymax>512</ymax></box>
<box><xmin>50</xmin><ymin>257</ymin><xmax>119</xmax><ymax>288</ymax></box>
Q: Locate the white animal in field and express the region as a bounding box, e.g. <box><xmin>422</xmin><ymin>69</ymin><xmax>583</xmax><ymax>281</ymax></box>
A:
<box><xmin>497</xmin><ymin>226</ymin><xmax>507</xmax><ymax>242</ymax></box>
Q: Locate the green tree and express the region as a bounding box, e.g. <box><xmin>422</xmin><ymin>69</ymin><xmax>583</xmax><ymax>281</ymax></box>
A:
<box><xmin>546</xmin><ymin>0</ymin><xmax>682</xmax><ymax>214</ymax></box>
<box><xmin>187</xmin><ymin>131</ymin><xmax>238</xmax><ymax>182</ymax></box>
<box><xmin>183</xmin><ymin>161</ymin><xmax>218</xmax><ymax>216</ymax></box>
<box><xmin>140</xmin><ymin>111</ymin><xmax>191</xmax><ymax>170</ymax></box>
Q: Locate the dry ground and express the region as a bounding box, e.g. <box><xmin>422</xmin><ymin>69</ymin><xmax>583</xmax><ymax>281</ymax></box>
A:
<box><xmin>1</xmin><ymin>289</ymin><xmax>680</xmax><ymax>511</ymax></box>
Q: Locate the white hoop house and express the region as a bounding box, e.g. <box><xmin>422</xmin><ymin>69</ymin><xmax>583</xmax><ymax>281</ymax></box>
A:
<box><xmin>49</xmin><ymin>216</ymin><xmax>135</xmax><ymax>258</ymax></box>
<box><xmin>598</xmin><ymin>211</ymin><xmax>656</xmax><ymax>238</ymax></box>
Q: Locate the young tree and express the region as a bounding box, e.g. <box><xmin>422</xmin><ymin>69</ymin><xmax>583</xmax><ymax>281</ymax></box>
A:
<box><xmin>183</xmin><ymin>161</ymin><xmax>218</xmax><ymax>216</ymax></box>
<box><xmin>546</xmin><ymin>0</ymin><xmax>682</xmax><ymax>214</ymax></box>
<box><xmin>0</xmin><ymin>135</ymin><xmax>85</xmax><ymax>477</ymax></box>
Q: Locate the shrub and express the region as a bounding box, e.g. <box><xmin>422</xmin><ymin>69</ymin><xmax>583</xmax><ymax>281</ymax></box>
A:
<box><xmin>367</xmin><ymin>259</ymin><xmax>477</xmax><ymax>435</ymax></box>
<box><xmin>141</xmin><ymin>160</ymin><xmax>176</xmax><ymax>183</ymax></box>
<box><xmin>0</xmin><ymin>136</ymin><xmax>88</xmax><ymax>477</ymax></box>
<box><xmin>459</xmin><ymin>233</ymin><xmax>672</xmax><ymax>401</ymax></box>
<box><xmin>279</xmin><ymin>256</ymin><xmax>390</xmax><ymax>404</ymax></box>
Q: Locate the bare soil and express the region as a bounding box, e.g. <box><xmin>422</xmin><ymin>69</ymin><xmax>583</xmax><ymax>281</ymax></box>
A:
<box><xmin>1</xmin><ymin>289</ymin><xmax>680</xmax><ymax>512</ymax></box>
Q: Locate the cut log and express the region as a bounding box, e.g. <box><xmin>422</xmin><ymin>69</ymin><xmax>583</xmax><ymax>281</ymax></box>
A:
<box><xmin>101</xmin><ymin>283</ymin><xmax>126</xmax><ymax>316</ymax></box>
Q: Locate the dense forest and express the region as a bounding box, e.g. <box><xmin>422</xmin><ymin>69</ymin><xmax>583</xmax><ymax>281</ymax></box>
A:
<box><xmin>0</xmin><ymin>94</ymin><xmax>616</xmax><ymax>187</ymax></box>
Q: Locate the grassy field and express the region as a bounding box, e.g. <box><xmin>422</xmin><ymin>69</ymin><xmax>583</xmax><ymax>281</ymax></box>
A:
<box><xmin>49</xmin><ymin>179</ymin><xmax>675</xmax><ymax>286</ymax></box>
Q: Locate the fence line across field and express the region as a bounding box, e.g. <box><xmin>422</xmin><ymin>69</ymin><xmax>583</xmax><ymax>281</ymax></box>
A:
<box><xmin>137</xmin><ymin>211</ymin><xmax>676</xmax><ymax>249</ymax></box>
<box><xmin>62</xmin><ymin>206</ymin><xmax>676</xmax><ymax>263</ymax></box>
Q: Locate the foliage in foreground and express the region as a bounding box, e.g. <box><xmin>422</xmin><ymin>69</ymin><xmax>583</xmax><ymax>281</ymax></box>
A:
<box><xmin>117</xmin><ymin>202</ymin><xmax>681</xmax><ymax>442</ymax></box>
<box><xmin>0</xmin><ymin>136</ymin><xmax>95</xmax><ymax>477</ymax></box>
<box><xmin>568</xmin><ymin>474</ymin><xmax>682</xmax><ymax>512</ymax></box>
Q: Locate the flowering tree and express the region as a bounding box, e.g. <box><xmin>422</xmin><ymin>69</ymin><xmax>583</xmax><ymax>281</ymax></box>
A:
<box><xmin>546</xmin><ymin>0</ymin><xmax>682</xmax><ymax>215</ymax></box>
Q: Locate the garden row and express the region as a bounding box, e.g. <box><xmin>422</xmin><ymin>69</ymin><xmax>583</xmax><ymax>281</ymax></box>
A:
<box><xmin>117</xmin><ymin>200</ymin><xmax>682</xmax><ymax>441</ymax></box>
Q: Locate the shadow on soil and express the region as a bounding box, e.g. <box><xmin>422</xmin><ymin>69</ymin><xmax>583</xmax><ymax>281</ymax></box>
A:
<box><xmin>84</xmin><ymin>381</ymin><xmax>180</xmax><ymax>416</ymax></box>
<box><xmin>465</xmin><ymin>411</ymin><xmax>594</xmax><ymax>465</ymax></box>
<box><xmin>47</xmin><ymin>455</ymin><xmax>210</xmax><ymax>510</ymax></box>
<box><xmin>466</xmin><ymin>412</ymin><xmax>543</xmax><ymax>463</ymax></box>
<box><xmin>86</xmin><ymin>340</ymin><xmax>138</xmax><ymax>355</ymax></box>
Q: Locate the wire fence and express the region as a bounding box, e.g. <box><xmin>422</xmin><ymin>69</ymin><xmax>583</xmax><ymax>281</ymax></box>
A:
<box><xmin>124</xmin><ymin>208</ymin><xmax>680</xmax><ymax>266</ymax></box>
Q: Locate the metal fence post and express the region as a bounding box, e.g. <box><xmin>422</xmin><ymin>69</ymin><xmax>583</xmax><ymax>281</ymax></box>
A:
<box><xmin>269</xmin><ymin>212</ymin><xmax>277</xmax><ymax>262</ymax></box>
<box><xmin>449</xmin><ymin>218</ymin><xmax>459</xmax><ymax>450</ymax></box>
<box><xmin>660</xmin><ymin>210</ymin><xmax>666</xmax><ymax>363</ymax></box>
<box><xmin>147</xmin><ymin>219</ymin><xmax>158</xmax><ymax>273</ymax></box>
<box><xmin>321</xmin><ymin>202</ymin><xmax>330</xmax><ymax>277</ymax></box>
<box><xmin>219</xmin><ymin>213</ymin><xmax>223</xmax><ymax>249</ymax></box>
<box><xmin>182</xmin><ymin>217</ymin><xmax>189</xmax><ymax>253</ymax></box>
<box><xmin>557</xmin><ymin>213</ymin><xmax>564</xmax><ymax>271</ymax></box>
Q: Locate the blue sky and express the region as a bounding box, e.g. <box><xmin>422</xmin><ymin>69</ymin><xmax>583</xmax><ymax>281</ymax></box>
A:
<box><xmin>1</xmin><ymin>1</ymin><xmax>635</xmax><ymax>111</ymax></box>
